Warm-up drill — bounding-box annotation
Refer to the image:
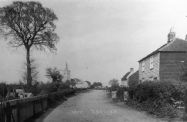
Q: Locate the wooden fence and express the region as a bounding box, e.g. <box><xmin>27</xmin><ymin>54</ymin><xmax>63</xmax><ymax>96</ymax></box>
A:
<box><xmin>0</xmin><ymin>94</ymin><xmax>48</xmax><ymax>122</ymax></box>
<box><xmin>0</xmin><ymin>88</ymin><xmax>86</xmax><ymax>122</ymax></box>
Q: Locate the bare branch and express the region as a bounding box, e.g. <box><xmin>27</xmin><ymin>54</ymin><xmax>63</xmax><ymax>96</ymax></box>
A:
<box><xmin>12</xmin><ymin>42</ymin><xmax>24</xmax><ymax>48</ymax></box>
<box><xmin>0</xmin><ymin>1</ymin><xmax>59</xmax><ymax>85</ymax></box>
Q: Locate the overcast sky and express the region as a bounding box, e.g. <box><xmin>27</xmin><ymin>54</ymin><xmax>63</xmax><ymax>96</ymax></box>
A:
<box><xmin>1</xmin><ymin>0</ymin><xmax>187</xmax><ymax>86</ymax></box>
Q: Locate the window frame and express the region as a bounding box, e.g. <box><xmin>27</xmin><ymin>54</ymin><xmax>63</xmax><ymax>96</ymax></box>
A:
<box><xmin>150</xmin><ymin>56</ymin><xmax>154</xmax><ymax>69</ymax></box>
<box><xmin>142</xmin><ymin>61</ymin><xmax>145</xmax><ymax>72</ymax></box>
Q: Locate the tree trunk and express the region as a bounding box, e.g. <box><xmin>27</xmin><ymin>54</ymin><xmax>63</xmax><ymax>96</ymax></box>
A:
<box><xmin>26</xmin><ymin>48</ymin><xmax>32</xmax><ymax>86</ymax></box>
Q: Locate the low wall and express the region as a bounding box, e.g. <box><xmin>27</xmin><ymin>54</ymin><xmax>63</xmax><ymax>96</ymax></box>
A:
<box><xmin>0</xmin><ymin>88</ymin><xmax>86</xmax><ymax>122</ymax></box>
<box><xmin>2</xmin><ymin>94</ymin><xmax>48</xmax><ymax>122</ymax></box>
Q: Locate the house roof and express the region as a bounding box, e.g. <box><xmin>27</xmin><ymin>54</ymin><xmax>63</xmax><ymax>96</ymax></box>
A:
<box><xmin>129</xmin><ymin>71</ymin><xmax>139</xmax><ymax>81</ymax></box>
<box><xmin>121</xmin><ymin>72</ymin><xmax>130</xmax><ymax>81</ymax></box>
<box><xmin>72</xmin><ymin>78</ymin><xmax>81</xmax><ymax>82</ymax></box>
<box><xmin>76</xmin><ymin>81</ymin><xmax>88</xmax><ymax>84</ymax></box>
<box><xmin>139</xmin><ymin>38</ymin><xmax>187</xmax><ymax>62</ymax></box>
<box><xmin>128</xmin><ymin>70</ymin><xmax>139</xmax><ymax>87</ymax></box>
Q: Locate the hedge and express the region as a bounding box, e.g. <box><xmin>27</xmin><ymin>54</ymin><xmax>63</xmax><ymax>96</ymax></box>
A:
<box><xmin>48</xmin><ymin>89</ymin><xmax>76</xmax><ymax>104</ymax></box>
<box><xmin>127</xmin><ymin>80</ymin><xmax>187</xmax><ymax>118</ymax></box>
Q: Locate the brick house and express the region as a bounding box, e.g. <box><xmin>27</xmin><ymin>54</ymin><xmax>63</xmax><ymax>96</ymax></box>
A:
<box><xmin>139</xmin><ymin>28</ymin><xmax>187</xmax><ymax>82</ymax></box>
<box><xmin>121</xmin><ymin>68</ymin><xmax>134</xmax><ymax>86</ymax></box>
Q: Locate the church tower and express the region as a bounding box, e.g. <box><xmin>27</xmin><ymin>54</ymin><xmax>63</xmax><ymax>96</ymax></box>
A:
<box><xmin>62</xmin><ymin>63</ymin><xmax>71</xmax><ymax>82</ymax></box>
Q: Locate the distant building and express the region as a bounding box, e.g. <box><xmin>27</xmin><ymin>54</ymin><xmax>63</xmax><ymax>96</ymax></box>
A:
<box><xmin>8</xmin><ymin>89</ymin><xmax>33</xmax><ymax>99</ymax></box>
<box><xmin>121</xmin><ymin>68</ymin><xmax>134</xmax><ymax>87</ymax></box>
<box><xmin>139</xmin><ymin>28</ymin><xmax>187</xmax><ymax>82</ymax></box>
<box><xmin>19</xmin><ymin>93</ymin><xmax>33</xmax><ymax>99</ymax></box>
<box><xmin>95</xmin><ymin>86</ymin><xmax>102</xmax><ymax>88</ymax></box>
<box><xmin>16</xmin><ymin>89</ymin><xmax>24</xmax><ymax>94</ymax></box>
<box><xmin>62</xmin><ymin>63</ymin><xmax>71</xmax><ymax>82</ymax></box>
<box><xmin>75</xmin><ymin>81</ymin><xmax>89</xmax><ymax>88</ymax></box>
<box><xmin>72</xmin><ymin>78</ymin><xmax>81</xmax><ymax>82</ymax></box>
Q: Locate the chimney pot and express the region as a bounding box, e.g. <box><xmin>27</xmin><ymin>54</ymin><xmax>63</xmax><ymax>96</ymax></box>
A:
<box><xmin>185</xmin><ymin>35</ymin><xmax>187</xmax><ymax>41</ymax></box>
<box><xmin>130</xmin><ymin>68</ymin><xmax>134</xmax><ymax>72</ymax></box>
<box><xmin>168</xmin><ymin>27</ymin><xmax>176</xmax><ymax>43</ymax></box>
<box><xmin>170</xmin><ymin>27</ymin><xmax>174</xmax><ymax>32</ymax></box>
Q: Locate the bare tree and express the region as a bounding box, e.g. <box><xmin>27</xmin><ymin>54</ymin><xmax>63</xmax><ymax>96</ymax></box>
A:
<box><xmin>0</xmin><ymin>1</ymin><xmax>59</xmax><ymax>86</ymax></box>
<box><xmin>22</xmin><ymin>59</ymin><xmax>39</xmax><ymax>85</ymax></box>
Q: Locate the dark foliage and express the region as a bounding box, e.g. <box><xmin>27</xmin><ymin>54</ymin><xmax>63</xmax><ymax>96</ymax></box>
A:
<box><xmin>109</xmin><ymin>79</ymin><xmax>119</xmax><ymax>90</ymax></box>
<box><xmin>116</xmin><ymin>86</ymin><xmax>129</xmax><ymax>101</ymax></box>
<box><xmin>46</xmin><ymin>67</ymin><xmax>63</xmax><ymax>83</ymax></box>
<box><xmin>0</xmin><ymin>82</ymin><xmax>7</xmax><ymax>97</ymax></box>
<box><xmin>90</xmin><ymin>82</ymin><xmax>102</xmax><ymax>89</ymax></box>
<box><xmin>39</xmin><ymin>82</ymin><xmax>59</xmax><ymax>94</ymax></box>
<box><xmin>127</xmin><ymin>80</ymin><xmax>187</xmax><ymax>118</ymax></box>
<box><xmin>59</xmin><ymin>83</ymin><xmax>70</xmax><ymax>90</ymax></box>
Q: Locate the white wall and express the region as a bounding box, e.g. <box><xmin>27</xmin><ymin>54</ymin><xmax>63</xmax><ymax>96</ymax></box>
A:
<box><xmin>76</xmin><ymin>82</ymin><xmax>89</xmax><ymax>88</ymax></box>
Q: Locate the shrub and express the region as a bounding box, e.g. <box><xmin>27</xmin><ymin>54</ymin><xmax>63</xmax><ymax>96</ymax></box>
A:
<box><xmin>127</xmin><ymin>80</ymin><xmax>187</xmax><ymax>118</ymax></box>
<box><xmin>47</xmin><ymin>89</ymin><xmax>76</xmax><ymax>105</ymax></box>
<box><xmin>59</xmin><ymin>83</ymin><xmax>70</xmax><ymax>90</ymax></box>
<box><xmin>130</xmin><ymin>80</ymin><xmax>184</xmax><ymax>105</ymax></box>
<box><xmin>116</xmin><ymin>86</ymin><xmax>129</xmax><ymax>101</ymax></box>
<box><xmin>24</xmin><ymin>85</ymin><xmax>43</xmax><ymax>96</ymax></box>
<box><xmin>40</xmin><ymin>82</ymin><xmax>58</xmax><ymax>94</ymax></box>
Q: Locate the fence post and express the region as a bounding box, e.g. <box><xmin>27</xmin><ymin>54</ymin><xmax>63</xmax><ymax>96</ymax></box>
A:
<box><xmin>33</xmin><ymin>100</ymin><xmax>36</xmax><ymax>117</ymax></box>
<box><xmin>183</xmin><ymin>89</ymin><xmax>187</xmax><ymax>121</ymax></box>
<box><xmin>0</xmin><ymin>101</ymin><xmax>3</xmax><ymax>122</ymax></box>
<box><xmin>40</xmin><ymin>96</ymin><xmax>43</xmax><ymax>111</ymax></box>
<box><xmin>2</xmin><ymin>101</ymin><xmax>5</xmax><ymax>122</ymax></box>
<box><xmin>5</xmin><ymin>102</ymin><xmax>11</xmax><ymax>122</ymax></box>
<box><xmin>16</xmin><ymin>100</ymin><xmax>20</xmax><ymax>122</ymax></box>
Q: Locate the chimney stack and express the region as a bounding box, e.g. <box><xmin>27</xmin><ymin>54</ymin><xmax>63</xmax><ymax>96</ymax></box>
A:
<box><xmin>130</xmin><ymin>68</ymin><xmax>134</xmax><ymax>73</ymax></box>
<box><xmin>168</xmin><ymin>27</ymin><xmax>176</xmax><ymax>43</ymax></box>
<box><xmin>185</xmin><ymin>35</ymin><xmax>187</xmax><ymax>41</ymax></box>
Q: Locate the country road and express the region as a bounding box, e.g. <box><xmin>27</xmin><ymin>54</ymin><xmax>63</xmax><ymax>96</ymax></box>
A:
<box><xmin>43</xmin><ymin>90</ymin><xmax>166</xmax><ymax>122</ymax></box>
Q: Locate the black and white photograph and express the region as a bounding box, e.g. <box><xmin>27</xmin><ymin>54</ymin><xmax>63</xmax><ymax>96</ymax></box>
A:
<box><xmin>1</xmin><ymin>0</ymin><xmax>187</xmax><ymax>122</ymax></box>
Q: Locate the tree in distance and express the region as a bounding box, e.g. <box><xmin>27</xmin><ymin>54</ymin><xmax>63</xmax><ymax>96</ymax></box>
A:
<box><xmin>90</xmin><ymin>82</ymin><xmax>102</xmax><ymax>89</ymax></box>
<box><xmin>70</xmin><ymin>79</ymin><xmax>77</xmax><ymax>87</ymax></box>
<box><xmin>109</xmin><ymin>79</ymin><xmax>119</xmax><ymax>90</ymax></box>
<box><xmin>0</xmin><ymin>1</ymin><xmax>59</xmax><ymax>86</ymax></box>
<box><xmin>85</xmin><ymin>81</ymin><xmax>91</xmax><ymax>87</ymax></box>
<box><xmin>46</xmin><ymin>67</ymin><xmax>63</xmax><ymax>83</ymax></box>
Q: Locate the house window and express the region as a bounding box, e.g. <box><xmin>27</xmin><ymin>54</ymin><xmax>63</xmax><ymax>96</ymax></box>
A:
<box><xmin>149</xmin><ymin>77</ymin><xmax>153</xmax><ymax>81</ymax></box>
<box><xmin>142</xmin><ymin>78</ymin><xmax>144</xmax><ymax>82</ymax></box>
<box><xmin>139</xmin><ymin>80</ymin><xmax>142</xmax><ymax>84</ymax></box>
<box><xmin>154</xmin><ymin>77</ymin><xmax>157</xmax><ymax>81</ymax></box>
<box><xmin>150</xmin><ymin>56</ymin><xmax>154</xmax><ymax>69</ymax></box>
<box><xmin>142</xmin><ymin>62</ymin><xmax>145</xmax><ymax>72</ymax></box>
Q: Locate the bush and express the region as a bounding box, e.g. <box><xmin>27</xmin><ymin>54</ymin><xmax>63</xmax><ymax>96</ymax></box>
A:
<box><xmin>130</xmin><ymin>80</ymin><xmax>184</xmax><ymax>105</ymax></box>
<box><xmin>24</xmin><ymin>85</ymin><xmax>43</xmax><ymax>96</ymax></box>
<box><xmin>59</xmin><ymin>83</ymin><xmax>70</xmax><ymax>90</ymax></box>
<box><xmin>127</xmin><ymin>80</ymin><xmax>187</xmax><ymax>118</ymax></box>
<box><xmin>47</xmin><ymin>89</ymin><xmax>76</xmax><ymax>105</ymax></box>
<box><xmin>116</xmin><ymin>86</ymin><xmax>129</xmax><ymax>101</ymax></box>
<box><xmin>39</xmin><ymin>82</ymin><xmax>59</xmax><ymax>94</ymax></box>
